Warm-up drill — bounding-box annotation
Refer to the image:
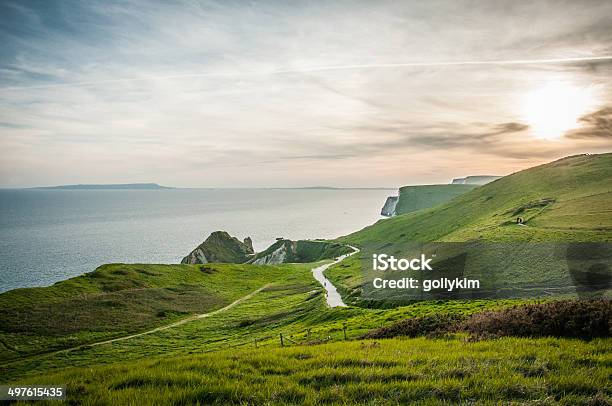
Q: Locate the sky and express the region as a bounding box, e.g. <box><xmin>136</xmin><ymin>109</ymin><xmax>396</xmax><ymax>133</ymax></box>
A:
<box><xmin>0</xmin><ymin>0</ymin><xmax>611</xmax><ymax>188</ymax></box>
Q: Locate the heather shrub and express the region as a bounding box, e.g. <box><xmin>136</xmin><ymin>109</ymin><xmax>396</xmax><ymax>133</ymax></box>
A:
<box><xmin>362</xmin><ymin>313</ymin><xmax>465</xmax><ymax>339</ymax></box>
<box><xmin>461</xmin><ymin>300</ymin><xmax>611</xmax><ymax>339</ymax></box>
<box><xmin>362</xmin><ymin>300</ymin><xmax>611</xmax><ymax>340</ymax></box>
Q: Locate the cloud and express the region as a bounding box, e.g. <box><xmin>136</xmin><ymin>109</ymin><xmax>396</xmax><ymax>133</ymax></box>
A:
<box><xmin>1</xmin><ymin>0</ymin><xmax>612</xmax><ymax>187</ymax></box>
<box><xmin>567</xmin><ymin>107</ymin><xmax>612</xmax><ymax>139</ymax></box>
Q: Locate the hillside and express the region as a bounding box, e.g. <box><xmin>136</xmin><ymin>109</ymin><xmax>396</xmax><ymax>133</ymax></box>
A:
<box><xmin>347</xmin><ymin>153</ymin><xmax>612</xmax><ymax>244</ymax></box>
<box><xmin>0</xmin><ymin>262</ymin><xmax>306</xmax><ymax>361</ymax></box>
<box><xmin>327</xmin><ymin>153</ymin><xmax>612</xmax><ymax>306</ymax></box>
<box><xmin>1</xmin><ymin>153</ymin><xmax>610</xmax><ymax>404</ymax></box>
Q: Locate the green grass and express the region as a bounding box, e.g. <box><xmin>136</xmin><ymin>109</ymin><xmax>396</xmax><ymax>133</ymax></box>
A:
<box><xmin>326</xmin><ymin>153</ymin><xmax>612</xmax><ymax>305</ymax></box>
<box><xmin>0</xmin><ymin>262</ymin><xmax>310</xmax><ymax>360</ymax></box>
<box><xmin>343</xmin><ymin>153</ymin><xmax>612</xmax><ymax>245</ymax></box>
<box><xmin>0</xmin><ymin>257</ymin><xmax>530</xmax><ymax>383</ymax></box>
<box><xmin>9</xmin><ymin>337</ymin><xmax>611</xmax><ymax>405</ymax></box>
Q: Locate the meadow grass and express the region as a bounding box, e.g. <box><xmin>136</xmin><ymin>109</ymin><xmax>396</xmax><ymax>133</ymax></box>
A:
<box><xmin>0</xmin><ymin>258</ymin><xmax>532</xmax><ymax>383</ymax></box>
<box><xmin>10</xmin><ymin>336</ymin><xmax>612</xmax><ymax>405</ymax></box>
<box><xmin>0</xmin><ymin>262</ymin><xmax>313</xmax><ymax>360</ymax></box>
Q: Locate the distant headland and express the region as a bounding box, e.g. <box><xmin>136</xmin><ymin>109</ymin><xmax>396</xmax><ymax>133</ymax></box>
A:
<box><xmin>31</xmin><ymin>183</ymin><xmax>173</xmax><ymax>190</ymax></box>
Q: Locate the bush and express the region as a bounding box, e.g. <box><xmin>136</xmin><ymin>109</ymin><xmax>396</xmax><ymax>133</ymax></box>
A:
<box><xmin>361</xmin><ymin>300</ymin><xmax>611</xmax><ymax>340</ymax></box>
<box><xmin>461</xmin><ymin>300</ymin><xmax>611</xmax><ymax>339</ymax></box>
<box><xmin>362</xmin><ymin>313</ymin><xmax>465</xmax><ymax>339</ymax></box>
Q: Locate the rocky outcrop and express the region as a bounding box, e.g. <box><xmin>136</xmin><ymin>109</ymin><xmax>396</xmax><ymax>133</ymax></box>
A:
<box><xmin>249</xmin><ymin>239</ymin><xmax>352</xmax><ymax>265</ymax></box>
<box><xmin>451</xmin><ymin>175</ymin><xmax>501</xmax><ymax>185</ymax></box>
<box><xmin>381</xmin><ymin>196</ymin><xmax>398</xmax><ymax>216</ymax></box>
<box><xmin>250</xmin><ymin>239</ymin><xmax>295</xmax><ymax>265</ymax></box>
<box><xmin>181</xmin><ymin>231</ymin><xmax>254</xmax><ymax>264</ymax></box>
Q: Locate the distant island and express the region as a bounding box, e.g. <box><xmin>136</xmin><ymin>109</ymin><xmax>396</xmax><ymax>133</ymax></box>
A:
<box><xmin>32</xmin><ymin>183</ymin><xmax>173</xmax><ymax>190</ymax></box>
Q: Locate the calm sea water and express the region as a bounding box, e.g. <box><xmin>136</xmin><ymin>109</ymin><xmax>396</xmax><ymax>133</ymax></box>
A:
<box><xmin>0</xmin><ymin>188</ymin><xmax>390</xmax><ymax>292</ymax></box>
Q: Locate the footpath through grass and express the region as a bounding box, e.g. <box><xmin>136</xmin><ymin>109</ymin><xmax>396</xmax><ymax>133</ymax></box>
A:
<box><xmin>1</xmin><ymin>259</ymin><xmax>528</xmax><ymax>383</ymax></box>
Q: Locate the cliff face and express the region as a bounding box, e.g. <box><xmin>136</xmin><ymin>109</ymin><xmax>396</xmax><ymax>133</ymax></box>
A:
<box><xmin>181</xmin><ymin>231</ymin><xmax>255</xmax><ymax>264</ymax></box>
<box><xmin>249</xmin><ymin>239</ymin><xmax>352</xmax><ymax>265</ymax></box>
<box><xmin>380</xmin><ymin>196</ymin><xmax>399</xmax><ymax>216</ymax></box>
<box><xmin>451</xmin><ymin>175</ymin><xmax>501</xmax><ymax>185</ymax></box>
<box><xmin>380</xmin><ymin>184</ymin><xmax>477</xmax><ymax>217</ymax></box>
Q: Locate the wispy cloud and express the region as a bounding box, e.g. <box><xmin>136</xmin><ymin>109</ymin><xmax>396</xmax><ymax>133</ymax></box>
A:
<box><xmin>568</xmin><ymin>107</ymin><xmax>612</xmax><ymax>139</ymax></box>
<box><xmin>1</xmin><ymin>0</ymin><xmax>611</xmax><ymax>187</ymax></box>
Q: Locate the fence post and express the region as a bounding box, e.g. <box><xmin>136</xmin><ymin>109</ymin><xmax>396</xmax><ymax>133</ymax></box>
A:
<box><xmin>343</xmin><ymin>323</ymin><xmax>347</xmax><ymax>340</ymax></box>
<box><xmin>254</xmin><ymin>338</ymin><xmax>258</xmax><ymax>348</ymax></box>
<box><xmin>280</xmin><ymin>333</ymin><xmax>284</xmax><ymax>347</ymax></box>
<box><xmin>307</xmin><ymin>328</ymin><xmax>311</xmax><ymax>341</ymax></box>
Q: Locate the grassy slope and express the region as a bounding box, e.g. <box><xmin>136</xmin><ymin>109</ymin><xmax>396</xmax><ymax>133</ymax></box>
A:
<box><xmin>1</xmin><ymin>260</ymin><xmax>527</xmax><ymax>382</ymax></box>
<box><xmin>394</xmin><ymin>184</ymin><xmax>477</xmax><ymax>215</ymax></box>
<box><xmin>11</xmin><ymin>337</ymin><xmax>612</xmax><ymax>405</ymax></box>
<box><xmin>0</xmin><ymin>262</ymin><xmax>304</xmax><ymax>360</ymax></box>
<box><xmin>326</xmin><ymin>153</ymin><xmax>612</xmax><ymax>303</ymax></box>
<box><xmin>345</xmin><ymin>153</ymin><xmax>612</xmax><ymax>245</ymax></box>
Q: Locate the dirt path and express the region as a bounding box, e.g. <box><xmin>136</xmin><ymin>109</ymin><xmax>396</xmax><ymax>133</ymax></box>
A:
<box><xmin>64</xmin><ymin>283</ymin><xmax>272</xmax><ymax>352</ymax></box>
<box><xmin>311</xmin><ymin>245</ymin><xmax>359</xmax><ymax>307</ymax></box>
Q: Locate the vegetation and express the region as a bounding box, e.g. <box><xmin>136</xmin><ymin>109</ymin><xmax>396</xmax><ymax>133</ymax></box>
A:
<box><xmin>342</xmin><ymin>153</ymin><xmax>612</xmax><ymax>245</ymax></box>
<box><xmin>363</xmin><ymin>313</ymin><xmax>466</xmax><ymax>339</ymax></box>
<box><xmin>326</xmin><ymin>153</ymin><xmax>612</xmax><ymax>305</ymax></box>
<box><xmin>10</xmin><ymin>337</ymin><xmax>612</xmax><ymax>405</ymax></box>
<box><xmin>462</xmin><ymin>299</ymin><xmax>612</xmax><ymax>339</ymax></box>
<box><xmin>363</xmin><ymin>299</ymin><xmax>611</xmax><ymax>341</ymax></box>
<box><xmin>0</xmin><ymin>262</ymin><xmax>305</xmax><ymax>360</ymax></box>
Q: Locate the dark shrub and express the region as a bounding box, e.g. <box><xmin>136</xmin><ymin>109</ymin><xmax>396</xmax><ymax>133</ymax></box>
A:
<box><xmin>462</xmin><ymin>300</ymin><xmax>611</xmax><ymax>339</ymax></box>
<box><xmin>362</xmin><ymin>313</ymin><xmax>465</xmax><ymax>339</ymax></box>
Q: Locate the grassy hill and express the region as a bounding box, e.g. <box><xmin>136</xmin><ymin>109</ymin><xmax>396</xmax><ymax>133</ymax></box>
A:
<box><xmin>346</xmin><ymin>153</ymin><xmax>611</xmax><ymax>245</ymax></box>
<box><xmin>393</xmin><ymin>184</ymin><xmax>478</xmax><ymax>216</ymax></box>
<box><xmin>1</xmin><ymin>259</ymin><xmax>522</xmax><ymax>383</ymax></box>
<box><xmin>0</xmin><ymin>262</ymin><xmax>307</xmax><ymax>360</ymax></box>
<box><xmin>326</xmin><ymin>153</ymin><xmax>612</xmax><ymax>305</ymax></box>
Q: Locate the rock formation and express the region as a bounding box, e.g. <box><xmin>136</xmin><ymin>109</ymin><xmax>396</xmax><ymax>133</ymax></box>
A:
<box><xmin>181</xmin><ymin>231</ymin><xmax>255</xmax><ymax>264</ymax></box>
<box><xmin>381</xmin><ymin>196</ymin><xmax>399</xmax><ymax>216</ymax></box>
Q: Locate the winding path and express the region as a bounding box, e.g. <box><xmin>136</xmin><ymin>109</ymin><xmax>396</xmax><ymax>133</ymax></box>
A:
<box><xmin>10</xmin><ymin>247</ymin><xmax>359</xmax><ymax>361</ymax></box>
<box><xmin>61</xmin><ymin>283</ymin><xmax>272</xmax><ymax>352</ymax></box>
<box><xmin>311</xmin><ymin>245</ymin><xmax>360</xmax><ymax>307</ymax></box>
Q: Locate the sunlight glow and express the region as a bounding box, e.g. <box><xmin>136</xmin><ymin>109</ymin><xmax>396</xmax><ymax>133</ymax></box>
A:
<box><xmin>522</xmin><ymin>81</ymin><xmax>597</xmax><ymax>140</ymax></box>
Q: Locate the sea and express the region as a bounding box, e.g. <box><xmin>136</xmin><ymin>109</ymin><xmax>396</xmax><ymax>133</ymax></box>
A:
<box><xmin>0</xmin><ymin>188</ymin><xmax>391</xmax><ymax>292</ymax></box>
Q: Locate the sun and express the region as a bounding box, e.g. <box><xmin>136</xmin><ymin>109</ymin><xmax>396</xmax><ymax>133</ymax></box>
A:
<box><xmin>522</xmin><ymin>81</ymin><xmax>597</xmax><ymax>140</ymax></box>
